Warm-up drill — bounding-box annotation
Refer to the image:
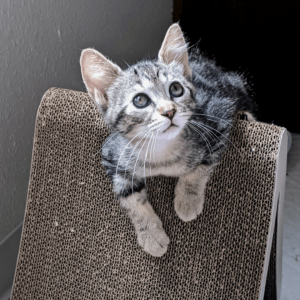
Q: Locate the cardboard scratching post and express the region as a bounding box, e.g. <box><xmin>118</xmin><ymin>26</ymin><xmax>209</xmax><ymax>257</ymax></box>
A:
<box><xmin>11</xmin><ymin>88</ymin><xmax>287</xmax><ymax>300</ymax></box>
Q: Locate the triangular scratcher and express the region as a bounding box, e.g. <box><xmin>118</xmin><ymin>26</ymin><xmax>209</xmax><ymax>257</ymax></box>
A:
<box><xmin>11</xmin><ymin>88</ymin><xmax>287</xmax><ymax>300</ymax></box>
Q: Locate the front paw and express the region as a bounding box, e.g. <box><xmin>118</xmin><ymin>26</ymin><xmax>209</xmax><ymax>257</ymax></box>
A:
<box><xmin>136</xmin><ymin>218</ymin><xmax>170</xmax><ymax>257</ymax></box>
<box><xmin>174</xmin><ymin>193</ymin><xmax>204</xmax><ymax>222</ymax></box>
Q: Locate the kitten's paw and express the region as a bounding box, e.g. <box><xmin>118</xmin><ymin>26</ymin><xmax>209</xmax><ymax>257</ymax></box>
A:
<box><xmin>174</xmin><ymin>193</ymin><xmax>204</xmax><ymax>222</ymax></box>
<box><xmin>136</xmin><ymin>218</ymin><xmax>170</xmax><ymax>257</ymax></box>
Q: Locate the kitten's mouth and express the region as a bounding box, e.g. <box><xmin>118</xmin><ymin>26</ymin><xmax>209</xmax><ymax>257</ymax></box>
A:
<box><xmin>162</xmin><ymin>123</ymin><xmax>178</xmax><ymax>133</ymax></box>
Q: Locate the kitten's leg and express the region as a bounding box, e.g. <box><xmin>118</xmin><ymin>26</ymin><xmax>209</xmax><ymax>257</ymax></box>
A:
<box><xmin>114</xmin><ymin>175</ymin><xmax>169</xmax><ymax>257</ymax></box>
<box><xmin>174</xmin><ymin>164</ymin><xmax>215</xmax><ymax>222</ymax></box>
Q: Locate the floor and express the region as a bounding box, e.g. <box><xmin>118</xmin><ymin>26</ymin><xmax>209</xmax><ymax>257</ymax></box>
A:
<box><xmin>281</xmin><ymin>133</ymin><xmax>300</xmax><ymax>300</ymax></box>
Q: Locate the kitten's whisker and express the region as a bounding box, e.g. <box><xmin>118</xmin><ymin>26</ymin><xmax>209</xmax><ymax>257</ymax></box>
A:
<box><xmin>149</xmin><ymin>130</ymin><xmax>157</xmax><ymax>177</ymax></box>
<box><xmin>132</xmin><ymin>131</ymin><xmax>152</xmax><ymax>193</ymax></box>
<box><xmin>116</xmin><ymin>131</ymin><xmax>144</xmax><ymax>196</ymax></box>
<box><xmin>148</xmin><ymin>121</ymin><xmax>164</xmax><ymax>130</ymax></box>
<box><xmin>150</xmin><ymin>130</ymin><xmax>158</xmax><ymax>176</ymax></box>
<box><xmin>123</xmin><ymin>122</ymin><xmax>159</xmax><ymax>180</ymax></box>
<box><xmin>189</xmin><ymin>113</ymin><xmax>237</xmax><ymax>130</ymax></box>
<box><xmin>93</xmin><ymin>131</ymin><xmax>120</xmax><ymax>158</ymax></box>
<box><xmin>116</xmin><ymin>128</ymin><xmax>148</xmax><ymax>177</ymax></box>
<box><xmin>190</xmin><ymin>120</ymin><xmax>227</xmax><ymax>152</ymax></box>
<box><xmin>187</xmin><ymin>122</ymin><xmax>214</xmax><ymax>160</ymax></box>
<box><xmin>123</xmin><ymin>59</ymin><xmax>131</xmax><ymax>68</ymax></box>
<box><xmin>125</xmin><ymin>129</ymin><xmax>151</xmax><ymax>192</ymax></box>
<box><xmin>192</xmin><ymin>120</ymin><xmax>242</xmax><ymax>157</ymax></box>
<box><xmin>152</xmin><ymin>128</ymin><xmax>160</xmax><ymax>166</ymax></box>
<box><xmin>196</xmin><ymin>121</ymin><xmax>235</xmax><ymax>148</ymax></box>
<box><xmin>144</xmin><ymin>132</ymin><xmax>154</xmax><ymax>184</ymax></box>
<box><xmin>144</xmin><ymin>121</ymin><xmax>162</xmax><ymax>131</ymax></box>
<box><xmin>179</xmin><ymin>112</ymin><xmax>237</xmax><ymax>130</ymax></box>
<box><xmin>192</xmin><ymin>121</ymin><xmax>227</xmax><ymax>148</ymax></box>
<box><xmin>150</xmin><ymin>129</ymin><xmax>158</xmax><ymax>169</ymax></box>
<box><xmin>189</xmin><ymin>122</ymin><xmax>213</xmax><ymax>156</ymax></box>
<box><xmin>187</xmin><ymin>122</ymin><xmax>212</xmax><ymax>153</ymax></box>
<box><xmin>186</xmin><ymin>123</ymin><xmax>212</xmax><ymax>161</ymax></box>
<box><xmin>148</xmin><ymin>133</ymin><xmax>153</xmax><ymax>178</ymax></box>
<box><xmin>190</xmin><ymin>120</ymin><xmax>223</xmax><ymax>153</ymax></box>
<box><xmin>123</xmin><ymin>128</ymin><xmax>152</xmax><ymax>179</ymax></box>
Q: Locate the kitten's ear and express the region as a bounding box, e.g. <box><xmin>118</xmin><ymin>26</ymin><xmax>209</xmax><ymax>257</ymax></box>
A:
<box><xmin>158</xmin><ymin>23</ymin><xmax>191</xmax><ymax>79</ymax></box>
<box><xmin>80</xmin><ymin>48</ymin><xmax>122</xmax><ymax>115</ymax></box>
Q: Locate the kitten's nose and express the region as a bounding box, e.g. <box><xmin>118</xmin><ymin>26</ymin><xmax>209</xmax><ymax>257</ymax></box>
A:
<box><xmin>162</xmin><ymin>108</ymin><xmax>176</xmax><ymax>121</ymax></box>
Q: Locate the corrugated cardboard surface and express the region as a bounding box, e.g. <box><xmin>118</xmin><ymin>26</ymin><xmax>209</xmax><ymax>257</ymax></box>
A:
<box><xmin>11</xmin><ymin>88</ymin><xmax>284</xmax><ymax>299</ymax></box>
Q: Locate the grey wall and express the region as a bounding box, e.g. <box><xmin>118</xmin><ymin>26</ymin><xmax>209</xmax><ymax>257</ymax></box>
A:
<box><xmin>0</xmin><ymin>0</ymin><xmax>172</xmax><ymax>243</ymax></box>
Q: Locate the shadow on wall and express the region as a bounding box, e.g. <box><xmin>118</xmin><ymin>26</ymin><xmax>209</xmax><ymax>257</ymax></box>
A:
<box><xmin>174</xmin><ymin>0</ymin><xmax>300</xmax><ymax>133</ymax></box>
<box><xmin>0</xmin><ymin>0</ymin><xmax>173</xmax><ymax>243</ymax></box>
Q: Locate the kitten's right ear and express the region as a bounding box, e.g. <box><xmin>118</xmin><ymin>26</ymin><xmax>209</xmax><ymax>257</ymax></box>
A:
<box><xmin>158</xmin><ymin>23</ymin><xmax>191</xmax><ymax>79</ymax></box>
<box><xmin>80</xmin><ymin>48</ymin><xmax>122</xmax><ymax>115</ymax></box>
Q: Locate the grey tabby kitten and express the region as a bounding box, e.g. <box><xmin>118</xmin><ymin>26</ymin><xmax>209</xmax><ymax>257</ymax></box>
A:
<box><xmin>80</xmin><ymin>23</ymin><xmax>255</xmax><ymax>257</ymax></box>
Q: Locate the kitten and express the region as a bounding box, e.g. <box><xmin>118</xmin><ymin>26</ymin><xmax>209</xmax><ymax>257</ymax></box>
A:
<box><xmin>80</xmin><ymin>23</ymin><xmax>255</xmax><ymax>257</ymax></box>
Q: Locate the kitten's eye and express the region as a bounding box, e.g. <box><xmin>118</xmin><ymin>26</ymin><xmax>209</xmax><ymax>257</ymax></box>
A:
<box><xmin>133</xmin><ymin>94</ymin><xmax>151</xmax><ymax>108</ymax></box>
<box><xmin>169</xmin><ymin>82</ymin><xmax>184</xmax><ymax>97</ymax></box>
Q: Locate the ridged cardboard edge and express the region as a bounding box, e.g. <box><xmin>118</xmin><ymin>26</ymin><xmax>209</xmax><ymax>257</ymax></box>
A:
<box><xmin>258</xmin><ymin>128</ymin><xmax>287</xmax><ymax>300</ymax></box>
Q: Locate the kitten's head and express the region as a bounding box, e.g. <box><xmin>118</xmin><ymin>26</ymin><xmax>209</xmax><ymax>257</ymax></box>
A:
<box><xmin>80</xmin><ymin>23</ymin><xmax>195</xmax><ymax>141</ymax></box>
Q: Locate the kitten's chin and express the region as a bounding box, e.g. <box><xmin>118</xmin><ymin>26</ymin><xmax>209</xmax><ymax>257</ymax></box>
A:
<box><xmin>158</xmin><ymin>124</ymin><xmax>182</xmax><ymax>140</ymax></box>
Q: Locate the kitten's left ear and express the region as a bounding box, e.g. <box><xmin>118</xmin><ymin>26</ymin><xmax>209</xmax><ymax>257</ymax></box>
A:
<box><xmin>80</xmin><ymin>48</ymin><xmax>122</xmax><ymax>115</ymax></box>
<box><xmin>158</xmin><ymin>23</ymin><xmax>192</xmax><ymax>79</ymax></box>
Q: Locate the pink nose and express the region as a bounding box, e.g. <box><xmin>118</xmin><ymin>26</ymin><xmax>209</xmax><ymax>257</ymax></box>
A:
<box><xmin>162</xmin><ymin>109</ymin><xmax>176</xmax><ymax>121</ymax></box>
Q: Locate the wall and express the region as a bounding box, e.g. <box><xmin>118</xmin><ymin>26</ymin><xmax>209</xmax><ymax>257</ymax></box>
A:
<box><xmin>175</xmin><ymin>0</ymin><xmax>299</xmax><ymax>132</ymax></box>
<box><xmin>0</xmin><ymin>0</ymin><xmax>172</xmax><ymax>242</ymax></box>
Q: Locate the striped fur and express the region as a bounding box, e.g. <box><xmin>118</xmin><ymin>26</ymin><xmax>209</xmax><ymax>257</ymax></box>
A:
<box><xmin>80</xmin><ymin>23</ymin><xmax>255</xmax><ymax>256</ymax></box>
